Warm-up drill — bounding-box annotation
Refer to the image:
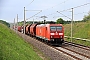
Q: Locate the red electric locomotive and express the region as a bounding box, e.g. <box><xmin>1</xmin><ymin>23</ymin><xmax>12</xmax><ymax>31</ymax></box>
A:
<box><xmin>36</xmin><ymin>24</ymin><xmax>64</xmax><ymax>45</ymax></box>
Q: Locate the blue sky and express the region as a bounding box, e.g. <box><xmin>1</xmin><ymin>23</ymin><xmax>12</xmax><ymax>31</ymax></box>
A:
<box><xmin>0</xmin><ymin>0</ymin><xmax>90</xmax><ymax>23</ymax></box>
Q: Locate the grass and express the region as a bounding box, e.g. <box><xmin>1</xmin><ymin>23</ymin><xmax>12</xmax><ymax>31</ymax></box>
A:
<box><xmin>65</xmin><ymin>38</ymin><xmax>90</xmax><ymax>47</ymax></box>
<box><xmin>64</xmin><ymin>21</ymin><xmax>90</xmax><ymax>47</ymax></box>
<box><xmin>0</xmin><ymin>23</ymin><xmax>42</xmax><ymax>60</ymax></box>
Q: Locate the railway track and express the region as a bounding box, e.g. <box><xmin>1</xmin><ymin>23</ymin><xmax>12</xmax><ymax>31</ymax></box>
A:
<box><xmin>16</xmin><ymin>30</ymin><xmax>90</xmax><ymax>60</ymax></box>
<box><xmin>36</xmin><ymin>38</ymin><xmax>90</xmax><ymax>60</ymax></box>
<box><xmin>64</xmin><ymin>41</ymin><xmax>90</xmax><ymax>51</ymax></box>
<box><xmin>54</xmin><ymin>46</ymin><xmax>90</xmax><ymax>60</ymax></box>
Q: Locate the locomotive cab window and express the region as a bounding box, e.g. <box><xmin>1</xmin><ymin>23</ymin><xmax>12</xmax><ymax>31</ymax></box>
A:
<box><xmin>50</xmin><ymin>26</ymin><xmax>56</xmax><ymax>31</ymax></box>
<box><xmin>50</xmin><ymin>26</ymin><xmax>62</xmax><ymax>31</ymax></box>
<box><xmin>56</xmin><ymin>26</ymin><xmax>62</xmax><ymax>31</ymax></box>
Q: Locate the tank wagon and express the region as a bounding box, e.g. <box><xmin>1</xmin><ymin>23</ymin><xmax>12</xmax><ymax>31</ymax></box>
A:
<box><xmin>17</xmin><ymin>26</ymin><xmax>22</xmax><ymax>32</ymax></box>
<box><xmin>25</xmin><ymin>24</ymin><xmax>32</xmax><ymax>35</ymax></box>
<box><xmin>30</xmin><ymin>23</ymin><xmax>38</xmax><ymax>37</ymax></box>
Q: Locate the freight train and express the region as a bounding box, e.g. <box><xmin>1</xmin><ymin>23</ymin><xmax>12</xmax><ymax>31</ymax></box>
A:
<box><xmin>16</xmin><ymin>23</ymin><xmax>64</xmax><ymax>45</ymax></box>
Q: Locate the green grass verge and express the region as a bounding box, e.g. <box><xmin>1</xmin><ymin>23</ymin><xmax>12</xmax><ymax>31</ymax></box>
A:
<box><xmin>64</xmin><ymin>21</ymin><xmax>90</xmax><ymax>47</ymax></box>
<box><xmin>0</xmin><ymin>23</ymin><xmax>42</xmax><ymax>60</ymax></box>
<box><xmin>65</xmin><ymin>38</ymin><xmax>90</xmax><ymax>47</ymax></box>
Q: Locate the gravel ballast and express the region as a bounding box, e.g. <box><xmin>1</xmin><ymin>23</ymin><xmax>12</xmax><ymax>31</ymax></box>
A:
<box><xmin>17</xmin><ymin>32</ymin><xmax>74</xmax><ymax>60</ymax></box>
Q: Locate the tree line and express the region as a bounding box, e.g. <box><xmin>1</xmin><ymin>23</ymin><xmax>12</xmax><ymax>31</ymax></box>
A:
<box><xmin>56</xmin><ymin>11</ymin><xmax>90</xmax><ymax>24</ymax></box>
<box><xmin>0</xmin><ymin>20</ymin><xmax>10</xmax><ymax>27</ymax></box>
<box><xmin>17</xmin><ymin>11</ymin><xmax>90</xmax><ymax>25</ymax></box>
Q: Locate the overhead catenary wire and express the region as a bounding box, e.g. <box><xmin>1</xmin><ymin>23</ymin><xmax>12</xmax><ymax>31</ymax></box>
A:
<box><xmin>57</xmin><ymin>12</ymin><xmax>88</xmax><ymax>18</ymax></box>
<box><xmin>25</xmin><ymin>0</ymin><xmax>69</xmax><ymax>21</ymax></box>
<box><xmin>58</xmin><ymin>3</ymin><xmax>90</xmax><ymax>12</ymax></box>
<box><xmin>57</xmin><ymin>11</ymin><xmax>71</xmax><ymax>20</ymax></box>
<box><xmin>40</xmin><ymin>0</ymin><xmax>69</xmax><ymax>17</ymax></box>
<box><xmin>18</xmin><ymin>0</ymin><xmax>34</xmax><ymax>20</ymax></box>
<box><xmin>25</xmin><ymin>10</ymin><xmax>42</xmax><ymax>11</ymax></box>
<box><xmin>34</xmin><ymin>11</ymin><xmax>88</xmax><ymax>21</ymax></box>
<box><xmin>47</xmin><ymin>12</ymin><xmax>57</xmax><ymax>16</ymax></box>
<box><xmin>46</xmin><ymin>2</ymin><xmax>90</xmax><ymax>19</ymax></box>
<box><xmin>20</xmin><ymin>1</ymin><xmax>90</xmax><ymax>22</ymax></box>
<box><xmin>44</xmin><ymin>11</ymin><xmax>88</xmax><ymax>21</ymax></box>
<box><xmin>74</xmin><ymin>12</ymin><xmax>88</xmax><ymax>15</ymax></box>
<box><xmin>73</xmin><ymin>3</ymin><xmax>90</xmax><ymax>9</ymax></box>
<box><xmin>26</xmin><ymin>10</ymin><xmax>42</xmax><ymax>20</ymax></box>
<box><xmin>42</xmin><ymin>0</ymin><xmax>69</xmax><ymax>11</ymax></box>
<box><xmin>25</xmin><ymin>0</ymin><xmax>34</xmax><ymax>7</ymax></box>
<box><xmin>51</xmin><ymin>0</ymin><xmax>69</xmax><ymax>8</ymax></box>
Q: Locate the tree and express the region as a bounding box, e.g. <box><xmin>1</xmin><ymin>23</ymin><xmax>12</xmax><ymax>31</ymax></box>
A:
<box><xmin>83</xmin><ymin>11</ymin><xmax>90</xmax><ymax>22</ymax></box>
<box><xmin>56</xmin><ymin>18</ymin><xmax>64</xmax><ymax>24</ymax></box>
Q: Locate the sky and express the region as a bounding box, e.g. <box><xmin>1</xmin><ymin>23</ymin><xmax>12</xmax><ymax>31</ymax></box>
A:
<box><xmin>0</xmin><ymin>0</ymin><xmax>90</xmax><ymax>23</ymax></box>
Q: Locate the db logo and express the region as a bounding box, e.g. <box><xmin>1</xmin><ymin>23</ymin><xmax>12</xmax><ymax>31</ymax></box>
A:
<box><xmin>56</xmin><ymin>32</ymin><xmax>58</xmax><ymax>35</ymax></box>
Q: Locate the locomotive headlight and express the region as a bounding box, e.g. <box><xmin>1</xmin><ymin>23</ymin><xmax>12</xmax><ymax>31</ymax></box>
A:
<box><xmin>60</xmin><ymin>36</ymin><xmax>62</xmax><ymax>38</ymax></box>
<box><xmin>50</xmin><ymin>33</ymin><xmax>54</xmax><ymax>35</ymax></box>
<box><xmin>51</xmin><ymin>36</ymin><xmax>53</xmax><ymax>38</ymax></box>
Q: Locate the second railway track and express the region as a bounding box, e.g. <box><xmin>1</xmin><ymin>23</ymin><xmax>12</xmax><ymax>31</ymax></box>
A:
<box><xmin>64</xmin><ymin>41</ymin><xmax>90</xmax><ymax>51</ymax></box>
<box><xmin>55</xmin><ymin>46</ymin><xmax>90</xmax><ymax>60</ymax></box>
